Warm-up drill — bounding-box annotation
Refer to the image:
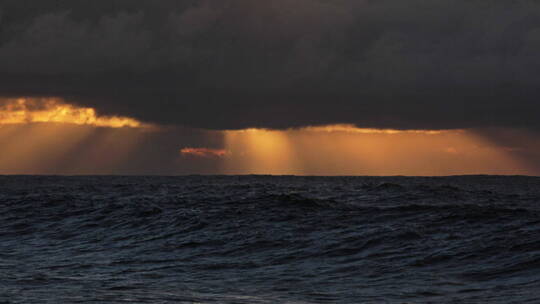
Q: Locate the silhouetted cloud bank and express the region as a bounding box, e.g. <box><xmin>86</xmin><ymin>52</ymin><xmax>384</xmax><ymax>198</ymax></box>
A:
<box><xmin>1</xmin><ymin>0</ymin><xmax>540</xmax><ymax>130</ymax></box>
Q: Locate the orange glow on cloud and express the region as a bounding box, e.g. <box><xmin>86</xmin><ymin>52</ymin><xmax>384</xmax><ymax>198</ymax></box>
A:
<box><xmin>180</xmin><ymin>148</ymin><xmax>228</xmax><ymax>158</ymax></box>
<box><xmin>222</xmin><ymin>125</ymin><xmax>531</xmax><ymax>176</ymax></box>
<box><xmin>302</xmin><ymin>124</ymin><xmax>446</xmax><ymax>135</ymax></box>
<box><xmin>0</xmin><ymin>98</ymin><xmax>149</xmax><ymax>128</ymax></box>
<box><xmin>0</xmin><ymin>97</ymin><xmax>154</xmax><ymax>174</ymax></box>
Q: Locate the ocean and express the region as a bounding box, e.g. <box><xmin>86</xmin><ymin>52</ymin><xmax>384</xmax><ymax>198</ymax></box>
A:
<box><xmin>1</xmin><ymin>175</ymin><xmax>539</xmax><ymax>303</ymax></box>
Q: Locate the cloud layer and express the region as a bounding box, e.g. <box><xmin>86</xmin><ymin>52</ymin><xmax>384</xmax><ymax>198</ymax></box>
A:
<box><xmin>1</xmin><ymin>0</ymin><xmax>540</xmax><ymax>130</ymax></box>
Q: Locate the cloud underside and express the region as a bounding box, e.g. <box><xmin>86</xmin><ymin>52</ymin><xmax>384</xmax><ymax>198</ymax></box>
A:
<box><xmin>1</xmin><ymin>1</ymin><xmax>540</xmax><ymax>130</ymax></box>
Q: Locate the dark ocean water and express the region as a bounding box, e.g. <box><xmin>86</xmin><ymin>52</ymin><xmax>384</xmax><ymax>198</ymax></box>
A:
<box><xmin>1</xmin><ymin>176</ymin><xmax>540</xmax><ymax>303</ymax></box>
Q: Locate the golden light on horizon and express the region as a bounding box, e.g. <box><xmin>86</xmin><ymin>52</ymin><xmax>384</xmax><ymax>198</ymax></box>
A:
<box><xmin>0</xmin><ymin>96</ymin><xmax>534</xmax><ymax>176</ymax></box>
<box><xmin>0</xmin><ymin>123</ymin><xmax>150</xmax><ymax>175</ymax></box>
<box><xmin>0</xmin><ymin>98</ymin><xmax>150</xmax><ymax>129</ymax></box>
<box><xmin>0</xmin><ymin>97</ymin><xmax>153</xmax><ymax>174</ymax></box>
<box><xmin>221</xmin><ymin>125</ymin><xmax>531</xmax><ymax>176</ymax></box>
<box><xmin>223</xmin><ymin>128</ymin><xmax>304</xmax><ymax>175</ymax></box>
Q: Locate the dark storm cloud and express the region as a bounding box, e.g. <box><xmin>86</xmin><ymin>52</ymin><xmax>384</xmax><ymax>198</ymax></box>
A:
<box><xmin>1</xmin><ymin>0</ymin><xmax>540</xmax><ymax>130</ymax></box>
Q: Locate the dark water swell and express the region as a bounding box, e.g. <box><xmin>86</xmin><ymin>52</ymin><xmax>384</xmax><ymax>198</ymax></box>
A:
<box><xmin>0</xmin><ymin>175</ymin><xmax>539</xmax><ymax>303</ymax></box>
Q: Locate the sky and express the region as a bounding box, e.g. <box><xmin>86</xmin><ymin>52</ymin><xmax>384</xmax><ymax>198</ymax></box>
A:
<box><xmin>1</xmin><ymin>0</ymin><xmax>540</xmax><ymax>175</ymax></box>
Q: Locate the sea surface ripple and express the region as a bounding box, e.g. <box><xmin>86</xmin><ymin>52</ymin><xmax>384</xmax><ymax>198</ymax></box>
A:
<box><xmin>1</xmin><ymin>175</ymin><xmax>539</xmax><ymax>303</ymax></box>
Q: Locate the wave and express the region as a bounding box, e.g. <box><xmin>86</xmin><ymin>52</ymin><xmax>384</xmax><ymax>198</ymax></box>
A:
<box><xmin>0</xmin><ymin>176</ymin><xmax>539</xmax><ymax>303</ymax></box>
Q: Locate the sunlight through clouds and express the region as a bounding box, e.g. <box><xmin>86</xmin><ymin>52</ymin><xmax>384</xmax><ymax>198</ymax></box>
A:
<box><xmin>221</xmin><ymin>126</ymin><xmax>530</xmax><ymax>176</ymax></box>
<box><xmin>0</xmin><ymin>98</ymin><xmax>151</xmax><ymax>129</ymax></box>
